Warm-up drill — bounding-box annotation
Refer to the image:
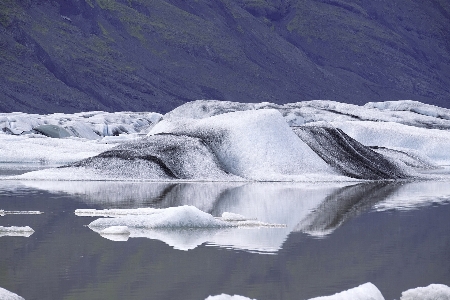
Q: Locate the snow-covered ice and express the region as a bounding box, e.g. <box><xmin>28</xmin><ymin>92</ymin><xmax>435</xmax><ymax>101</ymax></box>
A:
<box><xmin>0</xmin><ymin>287</ymin><xmax>25</xmax><ymax>300</ymax></box>
<box><xmin>400</xmin><ymin>284</ymin><xmax>450</xmax><ymax>300</ymax></box>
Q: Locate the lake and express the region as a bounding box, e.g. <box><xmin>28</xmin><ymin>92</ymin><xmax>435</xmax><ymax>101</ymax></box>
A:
<box><xmin>0</xmin><ymin>179</ymin><xmax>449</xmax><ymax>300</ymax></box>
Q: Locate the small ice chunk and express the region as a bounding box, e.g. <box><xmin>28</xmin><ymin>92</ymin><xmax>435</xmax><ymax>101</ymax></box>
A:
<box><xmin>205</xmin><ymin>294</ymin><xmax>255</xmax><ymax>300</ymax></box>
<box><xmin>308</xmin><ymin>282</ymin><xmax>385</xmax><ymax>300</ymax></box>
<box><xmin>400</xmin><ymin>284</ymin><xmax>450</xmax><ymax>300</ymax></box>
<box><xmin>100</xmin><ymin>226</ymin><xmax>130</xmax><ymax>235</ymax></box>
<box><xmin>0</xmin><ymin>287</ymin><xmax>25</xmax><ymax>300</ymax></box>
<box><xmin>0</xmin><ymin>226</ymin><xmax>34</xmax><ymax>237</ymax></box>
<box><xmin>0</xmin><ymin>210</ymin><xmax>43</xmax><ymax>216</ymax></box>
<box><xmin>221</xmin><ymin>212</ymin><xmax>249</xmax><ymax>221</ymax></box>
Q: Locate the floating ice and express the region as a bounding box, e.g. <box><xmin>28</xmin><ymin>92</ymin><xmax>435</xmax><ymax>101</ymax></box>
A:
<box><xmin>0</xmin><ymin>287</ymin><xmax>25</xmax><ymax>300</ymax></box>
<box><xmin>205</xmin><ymin>295</ymin><xmax>255</xmax><ymax>300</ymax></box>
<box><xmin>0</xmin><ymin>226</ymin><xmax>34</xmax><ymax>237</ymax></box>
<box><xmin>0</xmin><ymin>210</ymin><xmax>43</xmax><ymax>216</ymax></box>
<box><xmin>400</xmin><ymin>284</ymin><xmax>450</xmax><ymax>300</ymax></box>
<box><xmin>81</xmin><ymin>205</ymin><xmax>286</xmax><ymax>251</ymax></box>
<box><xmin>205</xmin><ymin>283</ymin><xmax>384</xmax><ymax>300</ymax></box>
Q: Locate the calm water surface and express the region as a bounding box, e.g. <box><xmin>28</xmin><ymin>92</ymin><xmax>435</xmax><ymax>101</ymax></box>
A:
<box><xmin>0</xmin><ymin>180</ymin><xmax>449</xmax><ymax>300</ymax></box>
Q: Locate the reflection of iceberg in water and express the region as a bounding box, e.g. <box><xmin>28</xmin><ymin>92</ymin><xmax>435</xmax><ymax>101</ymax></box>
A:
<box><xmin>21</xmin><ymin>180</ymin><xmax>450</xmax><ymax>252</ymax></box>
<box><xmin>295</xmin><ymin>182</ymin><xmax>403</xmax><ymax>237</ymax></box>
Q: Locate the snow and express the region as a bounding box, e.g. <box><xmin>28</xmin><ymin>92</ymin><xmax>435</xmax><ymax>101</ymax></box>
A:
<box><xmin>0</xmin><ymin>226</ymin><xmax>34</xmax><ymax>237</ymax></box>
<box><xmin>0</xmin><ymin>287</ymin><xmax>25</xmax><ymax>300</ymax></box>
<box><xmin>400</xmin><ymin>284</ymin><xmax>450</xmax><ymax>300</ymax></box>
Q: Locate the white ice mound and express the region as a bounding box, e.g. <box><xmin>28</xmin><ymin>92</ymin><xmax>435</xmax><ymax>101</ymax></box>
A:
<box><xmin>0</xmin><ymin>226</ymin><xmax>34</xmax><ymax>237</ymax></box>
<box><xmin>150</xmin><ymin>109</ymin><xmax>337</xmax><ymax>181</ymax></box>
<box><xmin>400</xmin><ymin>284</ymin><xmax>450</xmax><ymax>300</ymax></box>
<box><xmin>308</xmin><ymin>282</ymin><xmax>385</xmax><ymax>300</ymax></box>
<box><xmin>0</xmin><ymin>287</ymin><xmax>25</xmax><ymax>300</ymax></box>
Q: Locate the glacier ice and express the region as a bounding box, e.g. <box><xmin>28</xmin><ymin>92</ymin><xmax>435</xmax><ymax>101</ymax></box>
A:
<box><xmin>0</xmin><ymin>287</ymin><xmax>25</xmax><ymax>300</ymax></box>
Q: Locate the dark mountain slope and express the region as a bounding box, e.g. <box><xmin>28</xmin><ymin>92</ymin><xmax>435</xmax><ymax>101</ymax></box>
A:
<box><xmin>0</xmin><ymin>0</ymin><xmax>449</xmax><ymax>113</ymax></box>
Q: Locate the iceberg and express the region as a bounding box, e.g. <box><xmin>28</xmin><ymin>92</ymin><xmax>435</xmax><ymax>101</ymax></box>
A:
<box><xmin>400</xmin><ymin>284</ymin><xmax>450</xmax><ymax>300</ymax></box>
<box><xmin>0</xmin><ymin>287</ymin><xmax>25</xmax><ymax>300</ymax></box>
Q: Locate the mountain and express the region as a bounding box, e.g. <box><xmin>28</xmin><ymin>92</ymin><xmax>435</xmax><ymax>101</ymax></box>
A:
<box><xmin>1</xmin><ymin>0</ymin><xmax>449</xmax><ymax>113</ymax></box>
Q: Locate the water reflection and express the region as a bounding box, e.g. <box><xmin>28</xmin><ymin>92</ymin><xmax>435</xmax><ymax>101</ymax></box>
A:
<box><xmin>18</xmin><ymin>180</ymin><xmax>450</xmax><ymax>253</ymax></box>
<box><xmin>1</xmin><ymin>180</ymin><xmax>450</xmax><ymax>300</ymax></box>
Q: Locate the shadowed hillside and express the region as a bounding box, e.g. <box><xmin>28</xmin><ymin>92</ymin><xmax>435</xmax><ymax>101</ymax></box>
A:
<box><xmin>0</xmin><ymin>0</ymin><xmax>449</xmax><ymax>113</ymax></box>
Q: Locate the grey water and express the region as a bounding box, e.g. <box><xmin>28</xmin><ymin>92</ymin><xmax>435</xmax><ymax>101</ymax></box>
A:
<box><xmin>0</xmin><ymin>180</ymin><xmax>449</xmax><ymax>300</ymax></box>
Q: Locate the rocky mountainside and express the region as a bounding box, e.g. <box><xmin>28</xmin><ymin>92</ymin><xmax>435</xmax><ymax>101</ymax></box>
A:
<box><xmin>1</xmin><ymin>0</ymin><xmax>449</xmax><ymax>113</ymax></box>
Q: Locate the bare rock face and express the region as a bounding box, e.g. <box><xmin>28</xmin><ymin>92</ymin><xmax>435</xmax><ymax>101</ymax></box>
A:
<box><xmin>1</xmin><ymin>0</ymin><xmax>449</xmax><ymax>114</ymax></box>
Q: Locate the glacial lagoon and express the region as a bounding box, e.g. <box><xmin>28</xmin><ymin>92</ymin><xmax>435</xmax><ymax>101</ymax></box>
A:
<box><xmin>0</xmin><ymin>179</ymin><xmax>449</xmax><ymax>300</ymax></box>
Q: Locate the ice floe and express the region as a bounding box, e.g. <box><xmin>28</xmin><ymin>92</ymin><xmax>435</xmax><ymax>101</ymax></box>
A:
<box><xmin>78</xmin><ymin>205</ymin><xmax>286</xmax><ymax>251</ymax></box>
<box><xmin>0</xmin><ymin>287</ymin><xmax>25</xmax><ymax>300</ymax></box>
<box><xmin>0</xmin><ymin>226</ymin><xmax>34</xmax><ymax>237</ymax></box>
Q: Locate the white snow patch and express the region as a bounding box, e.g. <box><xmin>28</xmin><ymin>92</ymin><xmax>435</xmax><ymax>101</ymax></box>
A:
<box><xmin>400</xmin><ymin>284</ymin><xmax>450</xmax><ymax>300</ymax></box>
<box><xmin>0</xmin><ymin>287</ymin><xmax>25</xmax><ymax>300</ymax></box>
